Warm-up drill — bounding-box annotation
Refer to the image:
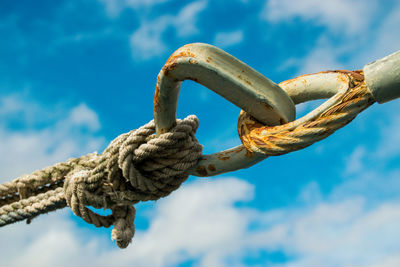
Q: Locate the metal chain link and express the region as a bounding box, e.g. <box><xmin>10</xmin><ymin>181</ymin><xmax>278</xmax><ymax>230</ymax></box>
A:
<box><xmin>0</xmin><ymin>43</ymin><xmax>399</xmax><ymax>249</ymax></box>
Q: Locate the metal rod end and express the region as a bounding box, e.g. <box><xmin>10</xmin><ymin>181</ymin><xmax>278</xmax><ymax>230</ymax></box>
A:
<box><xmin>363</xmin><ymin>50</ymin><xmax>400</xmax><ymax>103</ymax></box>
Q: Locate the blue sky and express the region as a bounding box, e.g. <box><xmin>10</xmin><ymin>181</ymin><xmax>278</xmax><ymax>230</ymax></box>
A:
<box><xmin>0</xmin><ymin>0</ymin><xmax>400</xmax><ymax>266</ymax></box>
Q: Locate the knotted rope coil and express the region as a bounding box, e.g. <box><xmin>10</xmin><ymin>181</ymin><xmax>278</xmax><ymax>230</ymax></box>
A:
<box><xmin>0</xmin><ymin>71</ymin><xmax>381</xmax><ymax>249</ymax></box>
<box><xmin>0</xmin><ymin>115</ymin><xmax>202</xmax><ymax>248</ymax></box>
<box><xmin>0</xmin><ymin>39</ymin><xmax>398</xmax><ymax>251</ymax></box>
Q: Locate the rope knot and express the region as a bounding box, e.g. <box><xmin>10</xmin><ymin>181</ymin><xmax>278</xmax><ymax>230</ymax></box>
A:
<box><xmin>63</xmin><ymin>115</ymin><xmax>202</xmax><ymax>248</ymax></box>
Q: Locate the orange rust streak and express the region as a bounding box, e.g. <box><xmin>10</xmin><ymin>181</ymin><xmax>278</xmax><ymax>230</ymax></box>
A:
<box><xmin>237</xmin><ymin>74</ymin><xmax>253</xmax><ymax>86</ymax></box>
<box><xmin>154</xmin><ymin>77</ymin><xmax>161</xmax><ymax>113</ymax></box>
<box><xmin>196</xmin><ymin>166</ymin><xmax>208</xmax><ymax>176</ymax></box>
<box><xmin>162</xmin><ymin>61</ymin><xmax>178</xmax><ymax>77</ymax></box>
<box><xmin>244</xmin><ymin>147</ymin><xmax>254</xmax><ymax>157</ymax></box>
<box><xmin>162</xmin><ymin>50</ymin><xmax>197</xmax><ymax>78</ymax></box>
<box><xmin>166</xmin><ymin>50</ymin><xmax>197</xmax><ymax>64</ymax></box>
<box><xmin>207</xmin><ymin>164</ymin><xmax>216</xmax><ymax>172</ymax></box>
<box><xmin>238</xmin><ymin>71</ymin><xmax>370</xmax><ymax>156</ymax></box>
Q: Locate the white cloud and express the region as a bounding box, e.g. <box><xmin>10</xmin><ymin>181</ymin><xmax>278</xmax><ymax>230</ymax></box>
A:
<box><xmin>0</xmin><ymin>64</ymin><xmax>399</xmax><ymax>267</ymax></box>
<box><xmin>269</xmin><ymin>1</ymin><xmax>400</xmax><ymax>80</ymax></box>
<box><xmin>111</xmin><ymin>178</ymin><xmax>254</xmax><ymax>267</ymax></box>
<box><xmin>262</xmin><ymin>0</ymin><xmax>377</xmax><ymax>35</ymax></box>
<box><xmin>1</xmin><ymin>176</ymin><xmax>400</xmax><ymax>267</ymax></box>
<box><xmin>344</xmin><ymin>146</ymin><xmax>366</xmax><ymax>175</ymax></box>
<box><xmin>69</xmin><ymin>103</ymin><xmax>101</xmax><ymax>131</ymax></box>
<box><xmin>130</xmin><ymin>1</ymin><xmax>207</xmax><ymax>60</ymax></box>
<box><xmin>213</xmin><ymin>30</ymin><xmax>244</xmax><ymax>48</ymax></box>
<box><xmin>0</xmin><ymin>94</ymin><xmax>104</xmax><ymax>180</ymax></box>
<box><xmin>263</xmin><ymin>199</ymin><xmax>400</xmax><ymax>267</ymax></box>
<box><xmin>298</xmin><ymin>38</ymin><xmax>343</xmax><ymax>75</ymax></box>
<box><xmin>173</xmin><ymin>1</ymin><xmax>207</xmax><ymax>37</ymax></box>
<box><xmin>358</xmin><ymin>3</ymin><xmax>400</xmax><ymax>63</ymax></box>
<box><xmin>276</xmin><ymin>35</ymin><xmax>346</xmax><ymax>75</ymax></box>
<box><xmin>376</xmin><ymin>111</ymin><xmax>400</xmax><ymax>159</ymax></box>
<box><xmin>130</xmin><ymin>17</ymin><xmax>169</xmax><ymax>60</ymax></box>
<box><xmin>100</xmin><ymin>0</ymin><xmax>170</xmax><ymax>17</ymax></box>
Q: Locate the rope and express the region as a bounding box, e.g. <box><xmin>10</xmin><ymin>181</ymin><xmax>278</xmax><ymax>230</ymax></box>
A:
<box><xmin>238</xmin><ymin>71</ymin><xmax>376</xmax><ymax>155</ymax></box>
<box><xmin>0</xmin><ymin>115</ymin><xmax>203</xmax><ymax>248</ymax></box>
<box><xmin>0</xmin><ymin>71</ymin><xmax>379</xmax><ymax>249</ymax></box>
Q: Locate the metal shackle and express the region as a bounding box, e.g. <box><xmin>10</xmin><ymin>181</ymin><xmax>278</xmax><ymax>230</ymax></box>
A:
<box><xmin>153</xmin><ymin>43</ymin><xmax>296</xmax><ymax>176</ymax></box>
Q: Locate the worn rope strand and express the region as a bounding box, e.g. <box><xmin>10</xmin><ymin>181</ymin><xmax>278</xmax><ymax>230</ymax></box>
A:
<box><xmin>0</xmin><ymin>72</ymin><xmax>379</xmax><ymax>249</ymax></box>
<box><xmin>239</xmin><ymin>73</ymin><xmax>376</xmax><ymax>155</ymax></box>
<box><xmin>0</xmin><ymin>115</ymin><xmax>203</xmax><ymax>248</ymax></box>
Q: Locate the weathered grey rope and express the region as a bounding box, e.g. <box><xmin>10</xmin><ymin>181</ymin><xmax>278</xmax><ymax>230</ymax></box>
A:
<box><xmin>0</xmin><ymin>187</ymin><xmax>65</xmax><ymax>226</ymax></box>
<box><xmin>0</xmin><ymin>154</ymin><xmax>99</xmax><ymax>205</ymax></box>
<box><xmin>0</xmin><ymin>115</ymin><xmax>203</xmax><ymax>248</ymax></box>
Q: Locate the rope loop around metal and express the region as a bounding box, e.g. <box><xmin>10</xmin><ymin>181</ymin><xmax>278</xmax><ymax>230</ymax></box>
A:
<box><xmin>0</xmin><ymin>115</ymin><xmax>203</xmax><ymax>248</ymax></box>
<box><xmin>0</xmin><ymin>42</ymin><xmax>398</xmax><ymax>249</ymax></box>
<box><xmin>238</xmin><ymin>70</ymin><xmax>376</xmax><ymax>155</ymax></box>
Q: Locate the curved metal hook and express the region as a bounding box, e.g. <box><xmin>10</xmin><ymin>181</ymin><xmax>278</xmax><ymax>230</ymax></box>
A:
<box><xmin>153</xmin><ymin>43</ymin><xmax>296</xmax><ymax>176</ymax></box>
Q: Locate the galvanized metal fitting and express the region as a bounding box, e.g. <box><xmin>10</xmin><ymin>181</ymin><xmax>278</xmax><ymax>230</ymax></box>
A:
<box><xmin>153</xmin><ymin>43</ymin><xmax>296</xmax><ymax>176</ymax></box>
<box><xmin>364</xmin><ymin>50</ymin><xmax>400</xmax><ymax>103</ymax></box>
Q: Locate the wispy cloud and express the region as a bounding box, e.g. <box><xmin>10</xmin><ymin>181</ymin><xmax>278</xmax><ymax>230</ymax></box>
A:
<box><xmin>100</xmin><ymin>0</ymin><xmax>170</xmax><ymax>17</ymax></box>
<box><xmin>130</xmin><ymin>1</ymin><xmax>207</xmax><ymax>60</ymax></box>
<box><xmin>375</xmin><ymin>112</ymin><xmax>400</xmax><ymax>159</ymax></box>
<box><xmin>2</xmin><ymin>175</ymin><xmax>400</xmax><ymax>267</ymax></box>
<box><xmin>262</xmin><ymin>0</ymin><xmax>377</xmax><ymax>36</ymax></box>
<box><xmin>213</xmin><ymin>30</ymin><xmax>244</xmax><ymax>48</ymax></box>
<box><xmin>0</xmin><ymin>92</ymin><xmax>398</xmax><ymax>265</ymax></box>
<box><xmin>0</xmin><ymin>94</ymin><xmax>104</xmax><ymax>179</ymax></box>
<box><xmin>263</xmin><ymin>0</ymin><xmax>400</xmax><ymax>75</ymax></box>
<box><xmin>344</xmin><ymin>146</ymin><xmax>367</xmax><ymax>175</ymax></box>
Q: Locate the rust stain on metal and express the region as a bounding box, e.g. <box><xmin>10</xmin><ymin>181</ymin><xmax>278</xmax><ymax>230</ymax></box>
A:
<box><xmin>215</xmin><ymin>145</ymin><xmax>254</xmax><ymax>161</ymax></box>
<box><xmin>188</xmin><ymin>58</ymin><xmax>198</xmax><ymax>64</ymax></box>
<box><xmin>244</xmin><ymin>148</ymin><xmax>254</xmax><ymax>157</ymax></box>
<box><xmin>237</xmin><ymin>74</ymin><xmax>253</xmax><ymax>86</ymax></box>
<box><xmin>188</xmin><ymin>77</ymin><xmax>199</xmax><ymax>83</ymax></box>
<box><xmin>207</xmin><ymin>164</ymin><xmax>216</xmax><ymax>172</ymax></box>
<box><xmin>162</xmin><ymin>49</ymin><xmax>197</xmax><ymax>77</ymax></box>
<box><xmin>154</xmin><ymin>77</ymin><xmax>161</xmax><ymax>113</ymax></box>
<box><xmin>262</xmin><ymin>102</ymin><xmax>274</xmax><ymax>111</ymax></box>
<box><xmin>162</xmin><ymin>61</ymin><xmax>178</xmax><ymax>77</ymax></box>
<box><xmin>165</xmin><ymin>50</ymin><xmax>196</xmax><ymax>64</ymax></box>
<box><xmin>238</xmin><ymin>70</ymin><xmax>372</xmax><ymax>157</ymax></box>
<box><xmin>196</xmin><ymin>165</ymin><xmax>208</xmax><ymax>176</ymax></box>
<box><xmin>280</xmin><ymin>70</ymin><xmax>351</xmax><ymax>88</ymax></box>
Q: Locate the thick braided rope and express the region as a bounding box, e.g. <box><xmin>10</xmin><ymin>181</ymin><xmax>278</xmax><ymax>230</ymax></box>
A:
<box><xmin>238</xmin><ymin>72</ymin><xmax>376</xmax><ymax>155</ymax></box>
<box><xmin>0</xmin><ymin>187</ymin><xmax>65</xmax><ymax>226</ymax></box>
<box><xmin>0</xmin><ymin>154</ymin><xmax>99</xmax><ymax>206</ymax></box>
<box><xmin>0</xmin><ymin>115</ymin><xmax>202</xmax><ymax>248</ymax></box>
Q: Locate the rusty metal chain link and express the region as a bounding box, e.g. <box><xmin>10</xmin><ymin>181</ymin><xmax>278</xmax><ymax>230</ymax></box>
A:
<box><xmin>0</xmin><ymin>43</ymin><xmax>399</xmax><ymax>249</ymax></box>
<box><xmin>238</xmin><ymin>70</ymin><xmax>375</xmax><ymax>155</ymax></box>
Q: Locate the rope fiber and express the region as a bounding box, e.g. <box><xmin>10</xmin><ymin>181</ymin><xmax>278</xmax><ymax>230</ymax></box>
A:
<box><xmin>0</xmin><ymin>71</ymin><xmax>378</xmax><ymax>249</ymax></box>
<box><xmin>238</xmin><ymin>71</ymin><xmax>376</xmax><ymax>155</ymax></box>
<box><xmin>0</xmin><ymin>115</ymin><xmax>202</xmax><ymax>248</ymax></box>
